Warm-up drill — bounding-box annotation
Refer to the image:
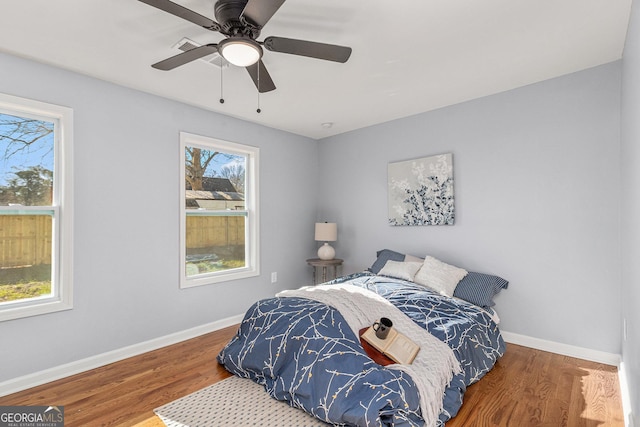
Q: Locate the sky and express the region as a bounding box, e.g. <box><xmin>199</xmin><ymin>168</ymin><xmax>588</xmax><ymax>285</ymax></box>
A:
<box><xmin>207</xmin><ymin>152</ymin><xmax>243</xmax><ymax>176</ymax></box>
<box><xmin>0</xmin><ymin>112</ymin><xmax>55</xmax><ymax>187</ymax></box>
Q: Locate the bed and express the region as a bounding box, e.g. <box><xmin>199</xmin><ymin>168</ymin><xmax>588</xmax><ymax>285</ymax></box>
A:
<box><xmin>217</xmin><ymin>250</ymin><xmax>508</xmax><ymax>426</ymax></box>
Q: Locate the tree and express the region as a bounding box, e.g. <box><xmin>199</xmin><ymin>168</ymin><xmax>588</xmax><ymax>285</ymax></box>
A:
<box><xmin>184</xmin><ymin>147</ymin><xmax>244</xmax><ymax>192</ymax></box>
<box><xmin>1</xmin><ymin>114</ymin><xmax>55</xmax><ymax>206</ymax></box>
<box><xmin>0</xmin><ymin>166</ymin><xmax>53</xmax><ymax>205</ymax></box>
<box><xmin>1</xmin><ymin>114</ymin><xmax>53</xmax><ymax>161</ymax></box>
<box><xmin>219</xmin><ymin>163</ymin><xmax>245</xmax><ymax>194</ymax></box>
<box><xmin>184</xmin><ymin>147</ymin><xmax>220</xmax><ymax>191</ymax></box>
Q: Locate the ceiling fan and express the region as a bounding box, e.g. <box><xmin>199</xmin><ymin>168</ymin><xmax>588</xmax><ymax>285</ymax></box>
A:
<box><xmin>138</xmin><ymin>0</ymin><xmax>353</xmax><ymax>93</ymax></box>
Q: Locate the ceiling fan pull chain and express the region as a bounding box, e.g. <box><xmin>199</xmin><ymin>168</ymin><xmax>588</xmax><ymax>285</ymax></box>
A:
<box><xmin>256</xmin><ymin>64</ymin><xmax>262</xmax><ymax>113</ymax></box>
<box><xmin>219</xmin><ymin>62</ymin><xmax>225</xmax><ymax>104</ymax></box>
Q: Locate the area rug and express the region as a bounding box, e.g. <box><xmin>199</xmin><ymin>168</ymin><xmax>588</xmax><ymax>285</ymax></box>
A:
<box><xmin>154</xmin><ymin>375</ymin><xmax>330</xmax><ymax>426</ymax></box>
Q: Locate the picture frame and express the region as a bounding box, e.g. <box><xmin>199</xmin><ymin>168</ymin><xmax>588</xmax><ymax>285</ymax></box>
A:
<box><xmin>388</xmin><ymin>153</ymin><xmax>454</xmax><ymax>226</ymax></box>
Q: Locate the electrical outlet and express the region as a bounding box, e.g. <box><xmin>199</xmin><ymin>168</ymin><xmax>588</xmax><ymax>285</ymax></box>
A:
<box><xmin>271</xmin><ymin>272</ymin><xmax>277</xmax><ymax>283</ymax></box>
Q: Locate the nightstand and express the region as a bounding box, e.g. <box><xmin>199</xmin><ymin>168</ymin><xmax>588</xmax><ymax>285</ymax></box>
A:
<box><xmin>306</xmin><ymin>258</ymin><xmax>343</xmax><ymax>285</ymax></box>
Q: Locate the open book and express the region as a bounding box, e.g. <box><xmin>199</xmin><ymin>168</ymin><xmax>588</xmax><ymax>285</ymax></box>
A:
<box><xmin>361</xmin><ymin>325</ymin><xmax>420</xmax><ymax>364</ymax></box>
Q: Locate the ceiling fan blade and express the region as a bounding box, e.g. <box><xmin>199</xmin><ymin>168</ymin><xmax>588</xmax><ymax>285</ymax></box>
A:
<box><xmin>152</xmin><ymin>44</ymin><xmax>218</xmax><ymax>70</ymax></box>
<box><xmin>263</xmin><ymin>36</ymin><xmax>352</xmax><ymax>63</ymax></box>
<box><xmin>241</xmin><ymin>0</ymin><xmax>286</xmax><ymax>28</ymax></box>
<box><xmin>246</xmin><ymin>60</ymin><xmax>276</xmax><ymax>93</ymax></box>
<box><xmin>138</xmin><ymin>0</ymin><xmax>220</xmax><ymax>31</ymax></box>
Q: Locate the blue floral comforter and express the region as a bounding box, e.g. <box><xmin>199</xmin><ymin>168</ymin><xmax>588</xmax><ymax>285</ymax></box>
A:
<box><xmin>217</xmin><ymin>272</ymin><xmax>505</xmax><ymax>426</ymax></box>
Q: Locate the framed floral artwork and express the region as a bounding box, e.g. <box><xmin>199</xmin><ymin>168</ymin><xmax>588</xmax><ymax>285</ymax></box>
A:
<box><xmin>388</xmin><ymin>153</ymin><xmax>454</xmax><ymax>226</ymax></box>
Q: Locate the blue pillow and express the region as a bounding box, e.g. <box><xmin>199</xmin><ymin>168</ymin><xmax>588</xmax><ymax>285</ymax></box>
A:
<box><xmin>453</xmin><ymin>272</ymin><xmax>509</xmax><ymax>308</ymax></box>
<box><xmin>368</xmin><ymin>249</ymin><xmax>406</xmax><ymax>274</ymax></box>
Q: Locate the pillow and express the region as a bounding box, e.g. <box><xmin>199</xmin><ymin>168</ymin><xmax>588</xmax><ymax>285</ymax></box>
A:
<box><xmin>404</xmin><ymin>254</ymin><xmax>424</xmax><ymax>263</ymax></box>
<box><xmin>368</xmin><ymin>249</ymin><xmax>406</xmax><ymax>274</ymax></box>
<box><xmin>378</xmin><ymin>260</ymin><xmax>423</xmax><ymax>282</ymax></box>
<box><xmin>453</xmin><ymin>272</ymin><xmax>509</xmax><ymax>308</ymax></box>
<box><xmin>414</xmin><ymin>256</ymin><xmax>468</xmax><ymax>297</ymax></box>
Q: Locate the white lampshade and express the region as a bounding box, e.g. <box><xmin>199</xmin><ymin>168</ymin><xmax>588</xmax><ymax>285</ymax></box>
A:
<box><xmin>315</xmin><ymin>222</ymin><xmax>337</xmax><ymax>242</ymax></box>
<box><xmin>315</xmin><ymin>222</ymin><xmax>337</xmax><ymax>260</ymax></box>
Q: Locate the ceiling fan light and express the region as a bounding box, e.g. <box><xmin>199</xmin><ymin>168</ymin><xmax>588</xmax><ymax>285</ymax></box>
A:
<box><xmin>219</xmin><ymin>38</ymin><xmax>262</xmax><ymax>67</ymax></box>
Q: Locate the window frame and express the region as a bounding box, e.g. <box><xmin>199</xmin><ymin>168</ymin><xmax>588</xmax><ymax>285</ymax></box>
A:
<box><xmin>0</xmin><ymin>93</ymin><xmax>73</xmax><ymax>322</ymax></box>
<box><xmin>179</xmin><ymin>132</ymin><xmax>259</xmax><ymax>288</ymax></box>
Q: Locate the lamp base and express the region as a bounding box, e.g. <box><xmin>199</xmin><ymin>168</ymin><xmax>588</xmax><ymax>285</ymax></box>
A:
<box><xmin>317</xmin><ymin>243</ymin><xmax>335</xmax><ymax>260</ymax></box>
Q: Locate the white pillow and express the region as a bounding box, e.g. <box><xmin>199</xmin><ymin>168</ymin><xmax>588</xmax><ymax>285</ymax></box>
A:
<box><xmin>404</xmin><ymin>254</ymin><xmax>424</xmax><ymax>263</ymax></box>
<box><xmin>414</xmin><ymin>256</ymin><xmax>468</xmax><ymax>297</ymax></box>
<box><xmin>378</xmin><ymin>260</ymin><xmax>423</xmax><ymax>282</ymax></box>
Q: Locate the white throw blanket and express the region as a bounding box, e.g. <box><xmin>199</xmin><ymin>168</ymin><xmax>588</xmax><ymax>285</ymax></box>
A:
<box><xmin>277</xmin><ymin>284</ymin><xmax>462</xmax><ymax>427</ymax></box>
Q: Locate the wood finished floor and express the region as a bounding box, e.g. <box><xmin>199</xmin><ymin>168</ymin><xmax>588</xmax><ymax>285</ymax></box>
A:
<box><xmin>0</xmin><ymin>325</ymin><xmax>624</xmax><ymax>426</ymax></box>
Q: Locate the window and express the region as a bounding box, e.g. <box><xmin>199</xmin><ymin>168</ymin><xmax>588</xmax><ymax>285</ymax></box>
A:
<box><xmin>0</xmin><ymin>93</ymin><xmax>73</xmax><ymax>321</ymax></box>
<box><xmin>180</xmin><ymin>132</ymin><xmax>259</xmax><ymax>288</ymax></box>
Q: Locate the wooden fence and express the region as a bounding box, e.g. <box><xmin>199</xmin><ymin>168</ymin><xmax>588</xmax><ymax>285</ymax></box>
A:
<box><xmin>0</xmin><ymin>215</ymin><xmax>52</xmax><ymax>268</ymax></box>
<box><xmin>185</xmin><ymin>215</ymin><xmax>245</xmax><ymax>249</ymax></box>
<box><xmin>0</xmin><ymin>215</ymin><xmax>244</xmax><ymax>268</ymax></box>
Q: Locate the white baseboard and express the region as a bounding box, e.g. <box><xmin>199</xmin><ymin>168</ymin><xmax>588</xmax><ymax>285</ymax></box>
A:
<box><xmin>0</xmin><ymin>314</ymin><xmax>244</xmax><ymax>398</ymax></box>
<box><xmin>501</xmin><ymin>330</ymin><xmax>621</xmax><ymax>366</ymax></box>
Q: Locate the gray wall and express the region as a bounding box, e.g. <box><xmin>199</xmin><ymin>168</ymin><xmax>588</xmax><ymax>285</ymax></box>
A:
<box><xmin>622</xmin><ymin>0</ymin><xmax>640</xmax><ymax>422</ymax></box>
<box><xmin>0</xmin><ymin>52</ymin><xmax>319</xmax><ymax>382</ymax></box>
<box><xmin>318</xmin><ymin>62</ymin><xmax>622</xmax><ymax>354</ymax></box>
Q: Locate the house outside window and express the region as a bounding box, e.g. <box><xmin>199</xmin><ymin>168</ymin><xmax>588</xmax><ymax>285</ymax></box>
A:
<box><xmin>180</xmin><ymin>132</ymin><xmax>259</xmax><ymax>288</ymax></box>
<box><xmin>0</xmin><ymin>93</ymin><xmax>73</xmax><ymax>321</ymax></box>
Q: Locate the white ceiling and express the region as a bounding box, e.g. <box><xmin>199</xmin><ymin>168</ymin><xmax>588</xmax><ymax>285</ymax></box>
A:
<box><xmin>0</xmin><ymin>0</ymin><xmax>632</xmax><ymax>139</ymax></box>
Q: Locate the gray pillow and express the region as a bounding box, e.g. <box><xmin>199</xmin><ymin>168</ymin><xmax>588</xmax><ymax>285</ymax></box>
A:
<box><xmin>368</xmin><ymin>249</ymin><xmax>406</xmax><ymax>274</ymax></box>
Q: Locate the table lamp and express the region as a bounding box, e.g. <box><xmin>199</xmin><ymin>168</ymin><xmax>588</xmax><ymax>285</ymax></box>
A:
<box><xmin>315</xmin><ymin>222</ymin><xmax>337</xmax><ymax>260</ymax></box>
